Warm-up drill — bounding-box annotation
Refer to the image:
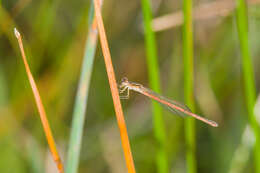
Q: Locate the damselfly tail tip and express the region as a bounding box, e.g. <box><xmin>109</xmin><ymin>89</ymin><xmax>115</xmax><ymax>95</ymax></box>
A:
<box><xmin>209</xmin><ymin>120</ymin><xmax>218</xmax><ymax>127</ymax></box>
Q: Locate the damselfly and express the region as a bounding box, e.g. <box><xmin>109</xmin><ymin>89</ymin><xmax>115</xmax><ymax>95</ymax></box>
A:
<box><xmin>119</xmin><ymin>77</ymin><xmax>218</xmax><ymax>127</ymax></box>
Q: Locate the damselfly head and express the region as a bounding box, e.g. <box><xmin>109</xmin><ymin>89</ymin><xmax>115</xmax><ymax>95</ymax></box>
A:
<box><xmin>121</xmin><ymin>77</ymin><xmax>128</xmax><ymax>83</ymax></box>
<box><xmin>119</xmin><ymin>77</ymin><xmax>129</xmax><ymax>88</ymax></box>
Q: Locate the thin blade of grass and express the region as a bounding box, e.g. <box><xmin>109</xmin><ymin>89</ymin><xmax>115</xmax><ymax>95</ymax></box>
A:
<box><xmin>93</xmin><ymin>0</ymin><xmax>136</xmax><ymax>172</ymax></box>
<box><xmin>65</xmin><ymin>2</ymin><xmax>99</xmax><ymax>173</ymax></box>
<box><xmin>183</xmin><ymin>0</ymin><xmax>197</xmax><ymax>173</ymax></box>
<box><xmin>235</xmin><ymin>0</ymin><xmax>260</xmax><ymax>172</ymax></box>
<box><xmin>140</xmin><ymin>0</ymin><xmax>168</xmax><ymax>172</ymax></box>
<box><xmin>14</xmin><ymin>28</ymin><xmax>64</xmax><ymax>173</ymax></box>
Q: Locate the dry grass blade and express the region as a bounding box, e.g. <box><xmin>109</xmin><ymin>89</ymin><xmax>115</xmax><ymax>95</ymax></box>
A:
<box><xmin>14</xmin><ymin>28</ymin><xmax>64</xmax><ymax>173</ymax></box>
<box><xmin>152</xmin><ymin>0</ymin><xmax>260</xmax><ymax>31</ymax></box>
<box><xmin>93</xmin><ymin>0</ymin><xmax>136</xmax><ymax>172</ymax></box>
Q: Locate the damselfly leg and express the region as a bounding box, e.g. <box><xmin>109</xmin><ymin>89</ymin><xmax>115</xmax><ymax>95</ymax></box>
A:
<box><xmin>119</xmin><ymin>86</ymin><xmax>130</xmax><ymax>99</ymax></box>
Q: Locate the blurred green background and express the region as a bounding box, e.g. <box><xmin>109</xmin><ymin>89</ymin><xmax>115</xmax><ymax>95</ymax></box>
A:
<box><xmin>1</xmin><ymin>0</ymin><xmax>260</xmax><ymax>172</ymax></box>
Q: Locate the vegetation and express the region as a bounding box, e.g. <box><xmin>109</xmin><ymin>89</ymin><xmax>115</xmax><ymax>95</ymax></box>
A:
<box><xmin>0</xmin><ymin>0</ymin><xmax>260</xmax><ymax>172</ymax></box>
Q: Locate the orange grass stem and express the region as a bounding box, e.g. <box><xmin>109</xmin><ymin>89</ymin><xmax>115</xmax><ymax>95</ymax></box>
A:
<box><xmin>14</xmin><ymin>28</ymin><xmax>64</xmax><ymax>173</ymax></box>
<box><xmin>93</xmin><ymin>1</ymin><xmax>136</xmax><ymax>172</ymax></box>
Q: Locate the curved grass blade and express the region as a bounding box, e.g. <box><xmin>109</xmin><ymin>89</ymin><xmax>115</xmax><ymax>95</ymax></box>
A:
<box><xmin>65</xmin><ymin>2</ymin><xmax>100</xmax><ymax>173</ymax></box>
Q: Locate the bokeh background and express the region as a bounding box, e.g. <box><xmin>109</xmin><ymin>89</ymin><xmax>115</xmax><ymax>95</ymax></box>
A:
<box><xmin>1</xmin><ymin>0</ymin><xmax>260</xmax><ymax>172</ymax></box>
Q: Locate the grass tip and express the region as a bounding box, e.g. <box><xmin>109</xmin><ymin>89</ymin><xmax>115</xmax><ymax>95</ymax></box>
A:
<box><xmin>14</xmin><ymin>28</ymin><xmax>20</xmax><ymax>38</ymax></box>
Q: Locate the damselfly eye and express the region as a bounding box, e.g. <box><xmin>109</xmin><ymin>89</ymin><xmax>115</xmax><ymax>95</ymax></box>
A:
<box><xmin>121</xmin><ymin>77</ymin><xmax>128</xmax><ymax>83</ymax></box>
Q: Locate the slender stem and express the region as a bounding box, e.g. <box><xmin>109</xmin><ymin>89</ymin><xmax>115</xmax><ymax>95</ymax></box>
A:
<box><xmin>14</xmin><ymin>28</ymin><xmax>64</xmax><ymax>173</ymax></box>
<box><xmin>183</xmin><ymin>0</ymin><xmax>197</xmax><ymax>172</ymax></box>
<box><xmin>65</xmin><ymin>2</ymin><xmax>99</xmax><ymax>173</ymax></box>
<box><xmin>152</xmin><ymin>0</ymin><xmax>260</xmax><ymax>32</ymax></box>
<box><xmin>235</xmin><ymin>0</ymin><xmax>260</xmax><ymax>172</ymax></box>
<box><xmin>93</xmin><ymin>0</ymin><xmax>136</xmax><ymax>172</ymax></box>
<box><xmin>140</xmin><ymin>0</ymin><xmax>168</xmax><ymax>172</ymax></box>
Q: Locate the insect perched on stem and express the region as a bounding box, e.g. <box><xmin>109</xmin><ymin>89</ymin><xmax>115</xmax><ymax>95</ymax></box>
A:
<box><xmin>119</xmin><ymin>77</ymin><xmax>218</xmax><ymax>127</ymax></box>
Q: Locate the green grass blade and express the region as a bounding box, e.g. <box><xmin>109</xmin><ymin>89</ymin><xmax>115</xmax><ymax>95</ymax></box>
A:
<box><xmin>65</xmin><ymin>3</ymin><xmax>98</xmax><ymax>173</ymax></box>
<box><xmin>183</xmin><ymin>0</ymin><xmax>196</xmax><ymax>173</ymax></box>
<box><xmin>235</xmin><ymin>0</ymin><xmax>260</xmax><ymax>172</ymax></box>
<box><xmin>140</xmin><ymin>0</ymin><xmax>168</xmax><ymax>172</ymax></box>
